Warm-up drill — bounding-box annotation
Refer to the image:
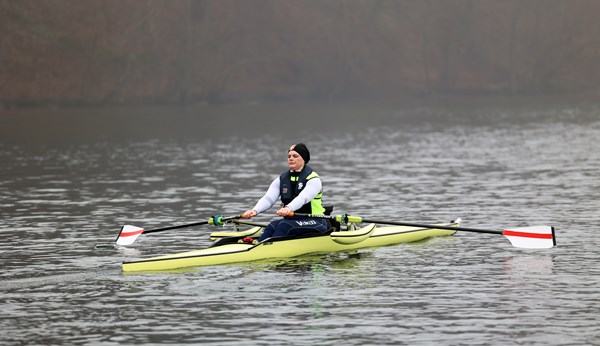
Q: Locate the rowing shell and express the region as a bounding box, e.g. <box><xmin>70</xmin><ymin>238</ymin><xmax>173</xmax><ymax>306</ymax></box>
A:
<box><xmin>121</xmin><ymin>220</ymin><xmax>459</xmax><ymax>272</ymax></box>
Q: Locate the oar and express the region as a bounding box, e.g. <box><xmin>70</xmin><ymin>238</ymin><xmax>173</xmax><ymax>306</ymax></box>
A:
<box><xmin>289</xmin><ymin>213</ymin><xmax>556</xmax><ymax>249</ymax></box>
<box><xmin>115</xmin><ymin>214</ymin><xmax>241</xmax><ymax>246</ymax></box>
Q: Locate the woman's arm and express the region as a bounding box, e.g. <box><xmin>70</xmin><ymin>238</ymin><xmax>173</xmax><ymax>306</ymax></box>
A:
<box><xmin>250</xmin><ymin>177</ymin><xmax>281</xmax><ymax>215</ymax></box>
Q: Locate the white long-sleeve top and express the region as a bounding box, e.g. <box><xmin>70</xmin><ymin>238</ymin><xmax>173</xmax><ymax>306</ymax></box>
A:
<box><xmin>252</xmin><ymin>175</ymin><xmax>322</xmax><ymax>214</ymax></box>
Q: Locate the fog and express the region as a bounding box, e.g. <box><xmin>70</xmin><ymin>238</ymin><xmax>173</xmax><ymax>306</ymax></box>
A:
<box><xmin>1</xmin><ymin>0</ymin><xmax>600</xmax><ymax>108</ymax></box>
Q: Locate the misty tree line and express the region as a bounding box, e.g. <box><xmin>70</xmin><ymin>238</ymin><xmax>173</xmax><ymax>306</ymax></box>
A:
<box><xmin>1</xmin><ymin>0</ymin><xmax>599</xmax><ymax>107</ymax></box>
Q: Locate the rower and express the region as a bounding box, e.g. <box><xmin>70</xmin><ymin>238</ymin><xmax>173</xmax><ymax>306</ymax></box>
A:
<box><xmin>241</xmin><ymin>143</ymin><xmax>330</xmax><ymax>242</ymax></box>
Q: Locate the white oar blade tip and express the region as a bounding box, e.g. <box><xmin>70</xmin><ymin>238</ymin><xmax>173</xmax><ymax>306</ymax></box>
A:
<box><xmin>115</xmin><ymin>225</ymin><xmax>144</xmax><ymax>246</ymax></box>
<box><xmin>503</xmin><ymin>226</ymin><xmax>556</xmax><ymax>249</ymax></box>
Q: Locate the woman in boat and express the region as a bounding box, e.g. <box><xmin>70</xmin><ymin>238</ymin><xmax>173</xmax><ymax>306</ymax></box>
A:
<box><xmin>241</xmin><ymin>143</ymin><xmax>329</xmax><ymax>242</ymax></box>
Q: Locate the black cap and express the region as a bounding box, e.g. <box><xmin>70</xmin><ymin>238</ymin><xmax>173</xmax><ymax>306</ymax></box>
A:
<box><xmin>289</xmin><ymin>143</ymin><xmax>310</xmax><ymax>164</ymax></box>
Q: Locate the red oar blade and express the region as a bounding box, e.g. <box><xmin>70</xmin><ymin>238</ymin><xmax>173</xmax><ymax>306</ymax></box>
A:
<box><xmin>502</xmin><ymin>226</ymin><xmax>556</xmax><ymax>249</ymax></box>
<box><xmin>116</xmin><ymin>225</ymin><xmax>144</xmax><ymax>246</ymax></box>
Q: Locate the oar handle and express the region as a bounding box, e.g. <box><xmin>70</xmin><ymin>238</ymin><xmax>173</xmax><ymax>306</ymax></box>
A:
<box><xmin>288</xmin><ymin>212</ymin><xmax>334</xmax><ymax>219</ymax></box>
<box><xmin>287</xmin><ymin>212</ymin><xmax>364</xmax><ymax>225</ymax></box>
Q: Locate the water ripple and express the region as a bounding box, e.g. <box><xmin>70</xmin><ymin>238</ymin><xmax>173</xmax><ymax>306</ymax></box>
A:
<box><xmin>1</xmin><ymin>104</ymin><xmax>600</xmax><ymax>345</ymax></box>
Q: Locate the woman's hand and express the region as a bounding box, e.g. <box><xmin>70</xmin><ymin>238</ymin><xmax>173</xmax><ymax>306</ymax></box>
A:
<box><xmin>276</xmin><ymin>207</ymin><xmax>291</xmax><ymax>217</ymax></box>
<box><xmin>242</xmin><ymin>209</ymin><xmax>257</xmax><ymax>219</ymax></box>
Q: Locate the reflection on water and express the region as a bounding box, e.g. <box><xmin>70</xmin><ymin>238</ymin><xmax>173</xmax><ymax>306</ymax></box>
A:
<box><xmin>503</xmin><ymin>255</ymin><xmax>555</xmax><ymax>277</ymax></box>
<box><xmin>1</xmin><ymin>100</ymin><xmax>600</xmax><ymax>345</ymax></box>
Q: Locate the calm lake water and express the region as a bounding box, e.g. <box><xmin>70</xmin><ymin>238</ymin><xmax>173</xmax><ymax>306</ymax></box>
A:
<box><xmin>1</xmin><ymin>98</ymin><xmax>599</xmax><ymax>345</ymax></box>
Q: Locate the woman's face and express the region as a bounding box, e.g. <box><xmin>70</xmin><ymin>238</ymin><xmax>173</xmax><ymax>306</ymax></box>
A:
<box><xmin>287</xmin><ymin>150</ymin><xmax>305</xmax><ymax>171</ymax></box>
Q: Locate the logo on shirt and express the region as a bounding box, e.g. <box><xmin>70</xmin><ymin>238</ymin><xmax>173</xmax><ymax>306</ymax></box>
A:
<box><xmin>298</xmin><ymin>182</ymin><xmax>304</xmax><ymax>190</ymax></box>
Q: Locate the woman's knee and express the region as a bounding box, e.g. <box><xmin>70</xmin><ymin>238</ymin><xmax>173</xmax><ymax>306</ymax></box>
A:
<box><xmin>258</xmin><ymin>223</ymin><xmax>277</xmax><ymax>241</ymax></box>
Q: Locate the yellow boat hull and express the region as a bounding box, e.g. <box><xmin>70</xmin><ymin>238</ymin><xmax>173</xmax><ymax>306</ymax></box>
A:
<box><xmin>122</xmin><ymin>222</ymin><xmax>457</xmax><ymax>272</ymax></box>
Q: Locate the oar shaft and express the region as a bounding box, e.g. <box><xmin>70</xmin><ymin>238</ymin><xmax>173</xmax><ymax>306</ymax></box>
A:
<box><xmin>144</xmin><ymin>221</ymin><xmax>210</xmax><ymax>234</ymax></box>
<box><xmin>144</xmin><ymin>215</ymin><xmax>242</xmax><ymax>234</ymax></box>
<box><xmin>360</xmin><ymin>219</ymin><xmax>502</xmax><ymax>235</ymax></box>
